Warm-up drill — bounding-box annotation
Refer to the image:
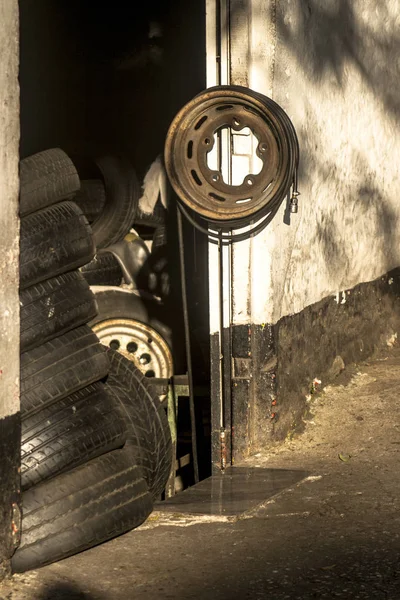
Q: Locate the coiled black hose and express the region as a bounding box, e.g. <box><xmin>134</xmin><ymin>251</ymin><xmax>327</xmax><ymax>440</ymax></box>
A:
<box><xmin>165</xmin><ymin>85</ymin><xmax>300</xmax><ymax>243</ymax></box>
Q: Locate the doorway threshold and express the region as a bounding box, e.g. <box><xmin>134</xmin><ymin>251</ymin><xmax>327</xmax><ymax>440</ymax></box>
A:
<box><xmin>156</xmin><ymin>467</ymin><xmax>309</xmax><ymax>517</ymax></box>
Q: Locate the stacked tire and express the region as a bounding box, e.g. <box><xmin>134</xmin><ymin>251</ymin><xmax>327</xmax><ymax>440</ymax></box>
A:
<box><xmin>72</xmin><ymin>155</ymin><xmax>174</xmax><ymax>382</ymax></box>
<box><xmin>13</xmin><ymin>149</ymin><xmax>172</xmax><ymax>573</ymax></box>
<box><xmin>75</xmin><ymin>155</ymin><xmax>141</xmax><ymax>286</ymax></box>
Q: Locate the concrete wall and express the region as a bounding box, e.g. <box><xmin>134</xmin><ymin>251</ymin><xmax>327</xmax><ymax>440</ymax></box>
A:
<box><xmin>0</xmin><ymin>0</ymin><xmax>20</xmax><ymax>578</ymax></box>
<box><xmin>231</xmin><ymin>0</ymin><xmax>400</xmax><ymax>326</ymax></box>
<box><xmin>207</xmin><ymin>0</ymin><xmax>400</xmax><ymax>461</ymax></box>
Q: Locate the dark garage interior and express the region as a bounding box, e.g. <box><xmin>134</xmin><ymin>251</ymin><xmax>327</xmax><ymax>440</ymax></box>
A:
<box><xmin>19</xmin><ymin>0</ymin><xmax>211</xmax><ymax>489</ymax></box>
<box><xmin>19</xmin><ymin>0</ymin><xmax>205</xmax><ymax>175</ymax></box>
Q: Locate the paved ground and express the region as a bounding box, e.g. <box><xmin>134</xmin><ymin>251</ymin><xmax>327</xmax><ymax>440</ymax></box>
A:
<box><xmin>3</xmin><ymin>343</ymin><xmax>400</xmax><ymax>599</ymax></box>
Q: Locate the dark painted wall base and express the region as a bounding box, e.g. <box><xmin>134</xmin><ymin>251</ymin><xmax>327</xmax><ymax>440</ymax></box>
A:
<box><xmin>211</xmin><ymin>321</ymin><xmax>277</xmax><ymax>467</ymax></box>
<box><xmin>274</xmin><ymin>268</ymin><xmax>400</xmax><ymax>442</ymax></box>
<box><xmin>211</xmin><ymin>268</ymin><xmax>400</xmax><ymax>466</ymax></box>
<box><xmin>0</xmin><ymin>412</ymin><xmax>21</xmax><ymax>579</ymax></box>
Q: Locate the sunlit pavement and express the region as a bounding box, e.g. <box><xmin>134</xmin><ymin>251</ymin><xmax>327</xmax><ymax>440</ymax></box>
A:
<box><xmin>5</xmin><ymin>345</ymin><xmax>400</xmax><ymax>600</ymax></box>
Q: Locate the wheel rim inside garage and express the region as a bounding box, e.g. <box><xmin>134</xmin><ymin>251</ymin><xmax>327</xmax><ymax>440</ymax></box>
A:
<box><xmin>92</xmin><ymin>318</ymin><xmax>173</xmax><ymax>379</ymax></box>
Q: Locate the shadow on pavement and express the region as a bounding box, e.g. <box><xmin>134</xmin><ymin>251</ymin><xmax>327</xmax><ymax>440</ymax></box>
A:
<box><xmin>37</xmin><ymin>582</ymin><xmax>98</xmax><ymax>600</ymax></box>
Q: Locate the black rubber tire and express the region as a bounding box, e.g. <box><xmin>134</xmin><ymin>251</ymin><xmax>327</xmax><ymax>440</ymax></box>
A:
<box><xmin>20</xmin><ymin>271</ymin><xmax>98</xmax><ymax>353</ymax></box>
<box><xmin>20</xmin><ymin>201</ymin><xmax>95</xmax><ymax>290</ymax></box>
<box><xmin>90</xmin><ymin>287</ymin><xmax>172</xmax><ymax>349</ymax></box>
<box><xmin>105</xmin><ymin>349</ymin><xmax>172</xmax><ymax>500</ymax></box>
<box><xmin>20</xmin><ymin>149</ymin><xmax>80</xmax><ymax>217</ymax></box>
<box><xmin>80</xmin><ymin>253</ymin><xmax>123</xmax><ymax>286</ymax></box>
<box><xmin>20</xmin><ymin>325</ymin><xmax>110</xmax><ymax>418</ymax></box>
<box><xmin>152</xmin><ymin>225</ymin><xmax>167</xmax><ymax>252</ymax></box>
<box><xmin>12</xmin><ymin>448</ymin><xmax>153</xmax><ymax>573</ymax></box>
<box><xmin>146</xmin><ymin>226</ymin><xmax>170</xmax><ymax>298</ymax></box>
<box><xmin>91</xmin><ymin>156</ymin><xmax>140</xmax><ymax>249</ymax></box>
<box><xmin>21</xmin><ymin>382</ymin><xmax>127</xmax><ymax>491</ymax></box>
<box><xmin>73</xmin><ymin>179</ymin><xmax>106</xmax><ymax>223</ymax></box>
<box><xmin>147</xmin><ymin>248</ymin><xmax>170</xmax><ymax>299</ymax></box>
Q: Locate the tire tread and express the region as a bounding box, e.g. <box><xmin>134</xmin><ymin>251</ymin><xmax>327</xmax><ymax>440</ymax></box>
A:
<box><xmin>20</xmin><ymin>272</ymin><xmax>98</xmax><ymax>352</ymax></box>
<box><xmin>20</xmin><ymin>326</ymin><xmax>109</xmax><ymax>417</ymax></box>
<box><xmin>20</xmin><ymin>201</ymin><xmax>95</xmax><ymax>290</ymax></box>
<box><xmin>13</xmin><ymin>450</ymin><xmax>152</xmax><ymax>573</ymax></box>
<box><xmin>21</xmin><ymin>382</ymin><xmax>127</xmax><ymax>490</ymax></box>
<box><xmin>20</xmin><ymin>149</ymin><xmax>80</xmax><ymax>216</ymax></box>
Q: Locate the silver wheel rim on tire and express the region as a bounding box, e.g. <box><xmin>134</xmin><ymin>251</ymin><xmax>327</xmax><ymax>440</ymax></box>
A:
<box><xmin>92</xmin><ymin>318</ymin><xmax>173</xmax><ymax>379</ymax></box>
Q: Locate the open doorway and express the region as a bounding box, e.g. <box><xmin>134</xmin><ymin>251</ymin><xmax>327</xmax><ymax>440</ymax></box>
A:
<box><xmin>19</xmin><ymin>0</ymin><xmax>211</xmax><ymax>487</ymax></box>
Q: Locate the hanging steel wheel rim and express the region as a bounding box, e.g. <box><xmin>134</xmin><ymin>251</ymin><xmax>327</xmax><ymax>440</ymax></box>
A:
<box><xmin>91</xmin><ymin>318</ymin><xmax>173</xmax><ymax>380</ymax></box>
<box><xmin>164</xmin><ymin>85</ymin><xmax>299</xmax><ymax>229</ymax></box>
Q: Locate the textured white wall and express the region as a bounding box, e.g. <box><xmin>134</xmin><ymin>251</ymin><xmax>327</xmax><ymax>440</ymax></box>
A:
<box><xmin>0</xmin><ymin>0</ymin><xmax>20</xmax><ymax>418</ymax></box>
<box><xmin>229</xmin><ymin>0</ymin><xmax>400</xmax><ymax>325</ymax></box>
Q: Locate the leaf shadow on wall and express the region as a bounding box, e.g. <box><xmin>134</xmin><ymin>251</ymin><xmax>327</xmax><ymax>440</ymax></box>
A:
<box><xmin>309</xmin><ymin>150</ymin><xmax>398</xmax><ymax>288</ymax></box>
<box><xmin>277</xmin><ymin>0</ymin><xmax>400</xmax><ymax>120</ymax></box>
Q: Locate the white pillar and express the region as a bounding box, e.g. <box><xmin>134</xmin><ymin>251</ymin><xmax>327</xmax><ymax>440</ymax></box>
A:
<box><xmin>206</xmin><ymin>0</ymin><xmax>279</xmax><ymax>464</ymax></box>
<box><xmin>0</xmin><ymin>0</ymin><xmax>20</xmax><ymax>576</ymax></box>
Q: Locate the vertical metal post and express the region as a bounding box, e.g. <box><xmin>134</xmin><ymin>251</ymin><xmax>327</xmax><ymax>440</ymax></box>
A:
<box><xmin>206</xmin><ymin>0</ymin><xmax>233</xmax><ymax>471</ymax></box>
<box><xmin>177</xmin><ymin>209</ymin><xmax>199</xmax><ymax>483</ymax></box>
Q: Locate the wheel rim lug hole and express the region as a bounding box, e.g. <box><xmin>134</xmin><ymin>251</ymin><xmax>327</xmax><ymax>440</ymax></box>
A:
<box><xmin>109</xmin><ymin>339</ymin><xmax>120</xmax><ymax>350</ymax></box>
<box><xmin>139</xmin><ymin>353</ymin><xmax>151</xmax><ymax>365</ymax></box>
<box><xmin>127</xmin><ymin>342</ymin><xmax>138</xmax><ymax>353</ymax></box>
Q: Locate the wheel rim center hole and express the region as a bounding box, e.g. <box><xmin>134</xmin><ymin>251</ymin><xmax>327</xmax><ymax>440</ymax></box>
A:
<box><xmin>206</xmin><ymin>126</ymin><xmax>264</xmax><ymax>186</ymax></box>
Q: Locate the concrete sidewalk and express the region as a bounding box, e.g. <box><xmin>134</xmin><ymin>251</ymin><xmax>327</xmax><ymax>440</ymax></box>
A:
<box><xmin>3</xmin><ymin>344</ymin><xmax>400</xmax><ymax>599</ymax></box>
